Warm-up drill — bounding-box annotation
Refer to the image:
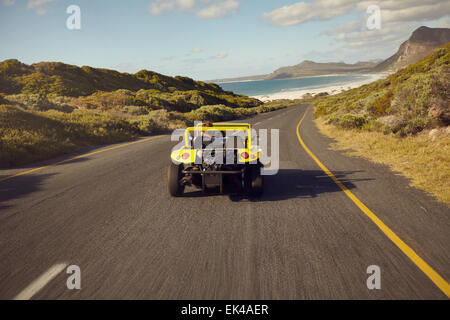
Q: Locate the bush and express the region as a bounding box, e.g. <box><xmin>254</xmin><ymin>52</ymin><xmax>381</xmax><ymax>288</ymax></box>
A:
<box><xmin>121</xmin><ymin>105</ymin><xmax>149</xmax><ymax>115</ymax></box>
<box><xmin>365</xmin><ymin>89</ymin><xmax>393</xmax><ymax>117</ymax></box>
<box><xmin>0</xmin><ymin>59</ymin><xmax>228</xmax><ymax>96</ymax></box>
<box><xmin>4</xmin><ymin>93</ymin><xmax>75</xmax><ymax>112</ymax></box>
<box><xmin>129</xmin><ymin>110</ymin><xmax>185</xmax><ymax>135</ymax></box>
<box><xmin>0</xmin><ymin>105</ymin><xmax>138</xmax><ymax>167</ymax></box>
<box><xmin>312</xmin><ymin>43</ymin><xmax>450</xmax><ymax>136</ymax></box>
<box><xmin>337</xmin><ymin>114</ymin><xmax>368</xmax><ymax>129</ymax></box>
<box><xmin>186</xmin><ymin>105</ymin><xmax>237</xmax><ymax>122</ymax></box>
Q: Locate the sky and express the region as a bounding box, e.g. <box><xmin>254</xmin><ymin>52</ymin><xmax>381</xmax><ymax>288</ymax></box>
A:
<box><xmin>0</xmin><ymin>0</ymin><xmax>449</xmax><ymax>80</ymax></box>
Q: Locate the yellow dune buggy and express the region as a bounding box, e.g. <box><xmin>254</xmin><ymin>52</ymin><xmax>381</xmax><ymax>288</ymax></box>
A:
<box><xmin>168</xmin><ymin>123</ymin><xmax>263</xmax><ymax>197</ymax></box>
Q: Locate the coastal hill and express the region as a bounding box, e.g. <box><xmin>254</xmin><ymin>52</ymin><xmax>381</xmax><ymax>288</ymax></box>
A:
<box><xmin>0</xmin><ymin>59</ymin><xmax>262</xmax><ymax>113</ymax></box>
<box><xmin>0</xmin><ymin>59</ymin><xmax>233</xmax><ymax>97</ymax></box>
<box><xmin>213</xmin><ymin>26</ymin><xmax>449</xmax><ymax>83</ymax></box>
<box><xmin>313</xmin><ymin>42</ymin><xmax>450</xmax><ymax>202</ymax></box>
<box><xmin>0</xmin><ymin>59</ymin><xmax>300</xmax><ymax>167</ymax></box>
<box><xmin>211</xmin><ymin>60</ymin><xmax>379</xmax><ymax>83</ymax></box>
<box><xmin>265</xmin><ymin>60</ymin><xmax>379</xmax><ymax>80</ymax></box>
<box><xmin>372</xmin><ymin>26</ymin><xmax>450</xmax><ymax>72</ymax></box>
<box><xmin>314</xmin><ymin>42</ymin><xmax>450</xmax><ymax>135</ymax></box>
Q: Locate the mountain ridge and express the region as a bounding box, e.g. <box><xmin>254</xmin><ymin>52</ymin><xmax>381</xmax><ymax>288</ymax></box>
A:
<box><xmin>212</xmin><ymin>26</ymin><xmax>449</xmax><ymax>83</ymax></box>
<box><xmin>0</xmin><ymin>59</ymin><xmax>227</xmax><ymax>97</ymax></box>
<box><xmin>266</xmin><ymin>60</ymin><xmax>378</xmax><ymax>80</ymax></box>
<box><xmin>372</xmin><ymin>26</ymin><xmax>450</xmax><ymax>72</ymax></box>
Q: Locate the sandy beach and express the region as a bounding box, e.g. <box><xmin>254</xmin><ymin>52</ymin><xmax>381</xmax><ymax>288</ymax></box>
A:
<box><xmin>252</xmin><ymin>73</ymin><xmax>387</xmax><ymax>102</ymax></box>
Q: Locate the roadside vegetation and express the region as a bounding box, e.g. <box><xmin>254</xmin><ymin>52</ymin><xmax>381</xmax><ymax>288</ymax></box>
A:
<box><xmin>0</xmin><ymin>105</ymin><xmax>138</xmax><ymax>167</ymax></box>
<box><xmin>313</xmin><ymin>44</ymin><xmax>450</xmax><ymax>203</ymax></box>
<box><xmin>0</xmin><ymin>59</ymin><xmax>302</xmax><ymax>167</ymax></box>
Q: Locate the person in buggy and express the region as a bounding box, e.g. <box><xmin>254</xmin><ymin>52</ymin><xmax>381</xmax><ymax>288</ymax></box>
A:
<box><xmin>168</xmin><ymin>121</ymin><xmax>263</xmax><ymax>197</ymax></box>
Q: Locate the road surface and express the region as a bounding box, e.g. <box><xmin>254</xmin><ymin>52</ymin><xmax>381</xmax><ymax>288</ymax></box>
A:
<box><xmin>0</xmin><ymin>104</ymin><xmax>448</xmax><ymax>299</ymax></box>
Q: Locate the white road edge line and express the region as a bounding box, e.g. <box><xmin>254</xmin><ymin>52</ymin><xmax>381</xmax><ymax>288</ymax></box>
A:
<box><xmin>13</xmin><ymin>263</ymin><xmax>68</xmax><ymax>300</ymax></box>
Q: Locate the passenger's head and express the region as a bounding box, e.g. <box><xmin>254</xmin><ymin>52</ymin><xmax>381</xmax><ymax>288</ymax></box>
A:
<box><xmin>202</xmin><ymin>120</ymin><xmax>213</xmax><ymax>128</ymax></box>
<box><xmin>201</xmin><ymin>121</ymin><xmax>213</xmax><ymax>137</ymax></box>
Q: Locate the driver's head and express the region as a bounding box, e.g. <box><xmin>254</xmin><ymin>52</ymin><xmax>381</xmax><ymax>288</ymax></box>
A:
<box><xmin>202</xmin><ymin>120</ymin><xmax>213</xmax><ymax>128</ymax></box>
<box><xmin>201</xmin><ymin>121</ymin><xmax>213</xmax><ymax>137</ymax></box>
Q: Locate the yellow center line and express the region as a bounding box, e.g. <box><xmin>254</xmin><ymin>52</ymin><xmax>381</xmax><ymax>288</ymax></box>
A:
<box><xmin>0</xmin><ymin>136</ymin><xmax>163</xmax><ymax>183</ymax></box>
<box><xmin>296</xmin><ymin>107</ymin><xmax>449</xmax><ymax>298</ymax></box>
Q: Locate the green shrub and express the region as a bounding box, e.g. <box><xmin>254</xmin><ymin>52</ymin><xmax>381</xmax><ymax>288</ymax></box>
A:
<box><xmin>129</xmin><ymin>110</ymin><xmax>185</xmax><ymax>134</ymax></box>
<box><xmin>365</xmin><ymin>89</ymin><xmax>393</xmax><ymax>117</ymax></box>
<box><xmin>0</xmin><ymin>105</ymin><xmax>138</xmax><ymax>167</ymax></box>
<box><xmin>121</xmin><ymin>105</ymin><xmax>149</xmax><ymax>115</ymax></box>
<box><xmin>0</xmin><ymin>59</ymin><xmax>238</xmax><ymax>97</ymax></box>
<box><xmin>337</xmin><ymin>114</ymin><xmax>368</xmax><ymax>129</ymax></box>
<box><xmin>312</xmin><ymin>43</ymin><xmax>450</xmax><ymax>136</ymax></box>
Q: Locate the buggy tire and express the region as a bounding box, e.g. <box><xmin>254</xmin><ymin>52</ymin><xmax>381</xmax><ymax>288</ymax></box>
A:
<box><xmin>168</xmin><ymin>163</ymin><xmax>184</xmax><ymax>197</ymax></box>
<box><xmin>250</xmin><ymin>164</ymin><xmax>263</xmax><ymax>197</ymax></box>
<box><xmin>243</xmin><ymin>166</ymin><xmax>252</xmax><ymax>195</ymax></box>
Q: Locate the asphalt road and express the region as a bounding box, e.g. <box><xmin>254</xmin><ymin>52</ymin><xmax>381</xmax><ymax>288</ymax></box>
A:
<box><xmin>0</xmin><ymin>104</ymin><xmax>448</xmax><ymax>299</ymax></box>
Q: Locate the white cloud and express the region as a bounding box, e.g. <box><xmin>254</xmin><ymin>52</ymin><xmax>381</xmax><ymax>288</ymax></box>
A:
<box><xmin>148</xmin><ymin>0</ymin><xmax>239</xmax><ymax>19</ymax></box>
<box><xmin>27</xmin><ymin>0</ymin><xmax>58</xmax><ymax>15</ymax></box>
<box><xmin>183</xmin><ymin>52</ymin><xmax>228</xmax><ymax>64</ymax></box>
<box><xmin>356</xmin><ymin>0</ymin><xmax>445</xmax><ymax>12</ymax></box>
<box><xmin>193</xmin><ymin>47</ymin><xmax>203</xmax><ymax>53</ymax></box>
<box><xmin>263</xmin><ymin>0</ymin><xmax>450</xmax><ymax>62</ymax></box>
<box><xmin>263</xmin><ymin>0</ymin><xmax>450</xmax><ymax>27</ymax></box>
<box><xmin>262</xmin><ymin>0</ymin><xmax>356</xmax><ymax>27</ymax></box>
<box><xmin>148</xmin><ymin>0</ymin><xmax>195</xmax><ymax>15</ymax></box>
<box><xmin>436</xmin><ymin>18</ymin><xmax>450</xmax><ymax>28</ymax></box>
<box><xmin>196</xmin><ymin>0</ymin><xmax>239</xmax><ymax>19</ymax></box>
<box><xmin>2</xmin><ymin>0</ymin><xmax>15</xmax><ymax>6</ymax></box>
<box><xmin>330</xmin><ymin>1</ymin><xmax>450</xmax><ymax>51</ymax></box>
<box><xmin>357</xmin><ymin>1</ymin><xmax>450</xmax><ymax>24</ymax></box>
<box><xmin>214</xmin><ymin>52</ymin><xmax>228</xmax><ymax>59</ymax></box>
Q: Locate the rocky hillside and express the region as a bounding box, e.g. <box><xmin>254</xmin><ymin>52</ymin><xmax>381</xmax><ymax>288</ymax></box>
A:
<box><xmin>314</xmin><ymin>43</ymin><xmax>449</xmax><ymax>136</ymax></box>
<box><xmin>0</xmin><ymin>59</ymin><xmax>227</xmax><ymax>96</ymax></box>
<box><xmin>266</xmin><ymin>60</ymin><xmax>379</xmax><ymax>80</ymax></box>
<box><xmin>213</xmin><ymin>26</ymin><xmax>449</xmax><ymax>83</ymax></box>
<box><xmin>373</xmin><ymin>26</ymin><xmax>450</xmax><ymax>73</ymax></box>
<box><xmin>0</xmin><ymin>60</ymin><xmax>301</xmax><ymax>167</ymax></box>
<box><xmin>0</xmin><ymin>59</ymin><xmax>262</xmax><ymax>113</ymax></box>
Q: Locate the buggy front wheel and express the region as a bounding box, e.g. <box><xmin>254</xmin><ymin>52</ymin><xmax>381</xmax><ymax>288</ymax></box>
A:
<box><xmin>244</xmin><ymin>164</ymin><xmax>263</xmax><ymax>197</ymax></box>
<box><xmin>168</xmin><ymin>163</ymin><xmax>184</xmax><ymax>197</ymax></box>
<box><xmin>250</xmin><ymin>165</ymin><xmax>263</xmax><ymax>197</ymax></box>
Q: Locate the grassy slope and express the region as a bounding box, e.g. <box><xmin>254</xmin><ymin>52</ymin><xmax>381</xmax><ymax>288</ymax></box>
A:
<box><xmin>0</xmin><ymin>59</ymin><xmax>303</xmax><ymax>167</ymax></box>
<box><xmin>0</xmin><ymin>59</ymin><xmax>262</xmax><ymax>112</ymax></box>
<box><xmin>313</xmin><ymin>44</ymin><xmax>450</xmax><ymax>203</ymax></box>
<box><xmin>0</xmin><ymin>99</ymin><xmax>301</xmax><ymax>167</ymax></box>
<box><xmin>0</xmin><ymin>59</ymin><xmax>225</xmax><ymax>96</ymax></box>
<box><xmin>0</xmin><ymin>105</ymin><xmax>137</xmax><ymax>167</ymax></box>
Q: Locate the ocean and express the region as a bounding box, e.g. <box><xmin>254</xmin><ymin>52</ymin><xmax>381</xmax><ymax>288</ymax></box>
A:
<box><xmin>217</xmin><ymin>74</ymin><xmax>374</xmax><ymax>97</ymax></box>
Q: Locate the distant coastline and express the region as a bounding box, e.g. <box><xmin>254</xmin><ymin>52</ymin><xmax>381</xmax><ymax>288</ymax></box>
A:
<box><xmin>218</xmin><ymin>73</ymin><xmax>388</xmax><ymax>101</ymax></box>
<box><xmin>252</xmin><ymin>73</ymin><xmax>387</xmax><ymax>102</ymax></box>
<box><xmin>216</xmin><ymin>72</ymin><xmax>382</xmax><ymax>84</ymax></box>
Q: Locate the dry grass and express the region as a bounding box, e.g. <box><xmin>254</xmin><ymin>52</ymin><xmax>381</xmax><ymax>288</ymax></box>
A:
<box><xmin>0</xmin><ymin>100</ymin><xmax>298</xmax><ymax>168</ymax></box>
<box><xmin>0</xmin><ymin>105</ymin><xmax>138</xmax><ymax>167</ymax></box>
<box><xmin>315</xmin><ymin>118</ymin><xmax>450</xmax><ymax>204</ymax></box>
